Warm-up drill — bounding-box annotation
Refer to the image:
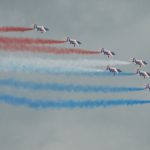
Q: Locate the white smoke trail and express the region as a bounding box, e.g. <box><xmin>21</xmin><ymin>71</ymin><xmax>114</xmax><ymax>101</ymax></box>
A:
<box><xmin>0</xmin><ymin>55</ymin><xmax>130</xmax><ymax>73</ymax></box>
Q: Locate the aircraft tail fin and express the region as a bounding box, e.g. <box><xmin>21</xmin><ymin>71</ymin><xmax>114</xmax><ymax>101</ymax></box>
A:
<box><xmin>143</xmin><ymin>61</ymin><xmax>148</xmax><ymax>65</ymax></box>
<box><xmin>111</xmin><ymin>51</ymin><xmax>115</xmax><ymax>55</ymax></box>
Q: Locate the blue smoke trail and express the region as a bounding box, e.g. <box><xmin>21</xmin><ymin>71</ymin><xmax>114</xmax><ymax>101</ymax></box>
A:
<box><xmin>0</xmin><ymin>78</ymin><xmax>144</xmax><ymax>93</ymax></box>
<box><xmin>0</xmin><ymin>94</ymin><xmax>149</xmax><ymax>109</ymax></box>
<box><xmin>70</xmin><ymin>72</ymin><xmax>135</xmax><ymax>76</ymax></box>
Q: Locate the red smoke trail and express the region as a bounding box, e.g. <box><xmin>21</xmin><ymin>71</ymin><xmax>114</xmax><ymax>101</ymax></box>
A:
<box><xmin>0</xmin><ymin>36</ymin><xmax>66</xmax><ymax>45</ymax></box>
<box><xmin>0</xmin><ymin>43</ymin><xmax>99</xmax><ymax>55</ymax></box>
<box><xmin>0</xmin><ymin>27</ymin><xmax>33</xmax><ymax>32</ymax></box>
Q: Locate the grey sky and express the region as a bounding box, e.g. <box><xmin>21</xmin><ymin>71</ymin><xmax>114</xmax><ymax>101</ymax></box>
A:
<box><xmin>0</xmin><ymin>0</ymin><xmax>150</xmax><ymax>150</ymax></box>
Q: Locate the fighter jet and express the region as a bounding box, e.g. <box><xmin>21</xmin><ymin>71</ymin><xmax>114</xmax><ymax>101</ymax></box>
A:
<box><xmin>66</xmin><ymin>37</ymin><xmax>81</xmax><ymax>47</ymax></box>
<box><xmin>33</xmin><ymin>24</ymin><xmax>49</xmax><ymax>33</ymax></box>
<box><xmin>100</xmin><ymin>48</ymin><xmax>115</xmax><ymax>58</ymax></box>
<box><xmin>106</xmin><ymin>66</ymin><xmax>122</xmax><ymax>75</ymax></box>
<box><xmin>132</xmin><ymin>58</ymin><xmax>147</xmax><ymax>67</ymax></box>
<box><xmin>136</xmin><ymin>69</ymin><xmax>150</xmax><ymax>79</ymax></box>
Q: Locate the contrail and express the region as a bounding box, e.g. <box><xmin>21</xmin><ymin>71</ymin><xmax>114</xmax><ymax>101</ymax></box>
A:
<box><xmin>0</xmin><ymin>36</ymin><xmax>66</xmax><ymax>45</ymax></box>
<box><xmin>0</xmin><ymin>26</ymin><xmax>33</xmax><ymax>32</ymax></box>
<box><xmin>0</xmin><ymin>78</ymin><xmax>144</xmax><ymax>92</ymax></box>
<box><xmin>0</xmin><ymin>94</ymin><xmax>149</xmax><ymax>109</ymax></box>
<box><xmin>0</xmin><ymin>43</ymin><xmax>99</xmax><ymax>55</ymax></box>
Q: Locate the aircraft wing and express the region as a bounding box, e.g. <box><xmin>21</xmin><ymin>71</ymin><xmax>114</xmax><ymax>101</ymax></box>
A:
<box><xmin>41</xmin><ymin>26</ymin><xmax>47</xmax><ymax>32</ymax></box>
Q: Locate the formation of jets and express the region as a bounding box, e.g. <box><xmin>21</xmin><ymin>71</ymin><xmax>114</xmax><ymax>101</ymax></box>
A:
<box><xmin>100</xmin><ymin>48</ymin><xmax>149</xmax><ymax>91</ymax></box>
<box><xmin>131</xmin><ymin>58</ymin><xmax>149</xmax><ymax>91</ymax></box>
<box><xmin>31</xmin><ymin>23</ymin><xmax>149</xmax><ymax>91</ymax></box>
<box><xmin>32</xmin><ymin>24</ymin><xmax>82</xmax><ymax>47</ymax></box>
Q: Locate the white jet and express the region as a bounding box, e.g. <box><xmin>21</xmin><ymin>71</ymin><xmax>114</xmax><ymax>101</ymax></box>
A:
<box><xmin>66</xmin><ymin>37</ymin><xmax>82</xmax><ymax>47</ymax></box>
<box><xmin>132</xmin><ymin>58</ymin><xmax>147</xmax><ymax>67</ymax></box>
<box><xmin>100</xmin><ymin>48</ymin><xmax>116</xmax><ymax>58</ymax></box>
<box><xmin>33</xmin><ymin>24</ymin><xmax>49</xmax><ymax>33</ymax></box>
<box><xmin>144</xmin><ymin>84</ymin><xmax>150</xmax><ymax>91</ymax></box>
<box><xmin>106</xmin><ymin>66</ymin><xmax>122</xmax><ymax>75</ymax></box>
<box><xmin>136</xmin><ymin>69</ymin><xmax>150</xmax><ymax>79</ymax></box>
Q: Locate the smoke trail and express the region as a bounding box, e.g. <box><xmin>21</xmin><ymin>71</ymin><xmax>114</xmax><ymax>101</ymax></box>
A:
<box><xmin>0</xmin><ymin>61</ymin><xmax>134</xmax><ymax>77</ymax></box>
<box><xmin>0</xmin><ymin>59</ymin><xmax>134</xmax><ymax>76</ymax></box>
<box><xmin>0</xmin><ymin>94</ymin><xmax>149</xmax><ymax>109</ymax></box>
<box><xmin>0</xmin><ymin>55</ymin><xmax>132</xmax><ymax>75</ymax></box>
<box><xmin>0</xmin><ymin>27</ymin><xmax>33</xmax><ymax>32</ymax></box>
<box><xmin>0</xmin><ymin>36</ymin><xmax>66</xmax><ymax>45</ymax></box>
<box><xmin>0</xmin><ymin>56</ymin><xmax>130</xmax><ymax>69</ymax></box>
<box><xmin>0</xmin><ymin>43</ymin><xmax>99</xmax><ymax>55</ymax></box>
<box><xmin>0</xmin><ymin>78</ymin><xmax>143</xmax><ymax>92</ymax></box>
<box><xmin>0</xmin><ymin>59</ymin><xmax>104</xmax><ymax>73</ymax></box>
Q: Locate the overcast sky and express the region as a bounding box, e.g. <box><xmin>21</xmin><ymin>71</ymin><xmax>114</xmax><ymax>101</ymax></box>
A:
<box><xmin>0</xmin><ymin>0</ymin><xmax>150</xmax><ymax>150</ymax></box>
